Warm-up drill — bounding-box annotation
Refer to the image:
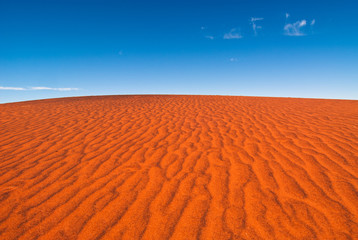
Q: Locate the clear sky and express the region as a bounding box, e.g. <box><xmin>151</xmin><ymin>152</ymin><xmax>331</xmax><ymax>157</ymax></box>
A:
<box><xmin>1</xmin><ymin>0</ymin><xmax>357</xmax><ymax>103</ymax></box>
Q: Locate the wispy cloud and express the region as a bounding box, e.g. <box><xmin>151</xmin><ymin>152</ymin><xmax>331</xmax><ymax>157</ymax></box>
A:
<box><xmin>31</xmin><ymin>87</ymin><xmax>79</xmax><ymax>91</ymax></box>
<box><xmin>0</xmin><ymin>86</ymin><xmax>26</xmax><ymax>90</ymax></box>
<box><xmin>223</xmin><ymin>28</ymin><xmax>242</xmax><ymax>39</ymax></box>
<box><xmin>0</xmin><ymin>86</ymin><xmax>79</xmax><ymax>91</ymax></box>
<box><xmin>285</xmin><ymin>13</ymin><xmax>290</xmax><ymax>19</ymax></box>
<box><xmin>201</xmin><ymin>26</ymin><xmax>214</xmax><ymax>40</ymax></box>
<box><xmin>229</xmin><ymin>57</ymin><xmax>238</xmax><ymax>62</ymax></box>
<box><xmin>311</xmin><ymin>19</ymin><xmax>316</xmax><ymax>26</ymax></box>
<box><xmin>284</xmin><ymin>19</ymin><xmax>307</xmax><ymax>36</ymax></box>
<box><xmin>250</xmin><ymin>17</ymin><xmax>264</xmax><ymax>35</ymax></box>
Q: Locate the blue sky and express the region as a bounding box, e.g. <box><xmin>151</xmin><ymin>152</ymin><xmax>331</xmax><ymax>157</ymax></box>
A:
<box><xmin>1</xmin><ymin>0</ymin><xmax>357</xmax><ymax>103</ymax></box>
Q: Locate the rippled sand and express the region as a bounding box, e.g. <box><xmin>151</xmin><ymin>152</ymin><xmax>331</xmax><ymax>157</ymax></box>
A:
<box><xmin>0</xmin><ymin>95</ymin><xmax>357</xmax><ymax>240</ymax></box>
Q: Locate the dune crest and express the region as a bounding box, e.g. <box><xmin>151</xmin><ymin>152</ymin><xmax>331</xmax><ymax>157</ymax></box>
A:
<box><xmin>0</xmin><ymin>95</ymin><xmax>358</xmax><ymax>239</ymax></box>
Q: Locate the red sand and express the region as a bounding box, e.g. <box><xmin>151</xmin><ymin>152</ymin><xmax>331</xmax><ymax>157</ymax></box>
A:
<box><xmin>0</xmin><ymin>95</ymin><xmax>358</xmax><ymax>240</ymax></box>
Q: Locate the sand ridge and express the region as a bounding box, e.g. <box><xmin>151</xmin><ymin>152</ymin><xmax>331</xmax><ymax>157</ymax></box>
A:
<box><xmin>0</xmin><ymin>95</ymin><xmax>358</xmax><ymax>239</ymax></box>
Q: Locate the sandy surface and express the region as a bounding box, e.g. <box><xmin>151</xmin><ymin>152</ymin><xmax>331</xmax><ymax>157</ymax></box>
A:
<box><xmin>0</xmin><ymin>95</ymin><xmax>358</xmax><ymax>240</ymax></box>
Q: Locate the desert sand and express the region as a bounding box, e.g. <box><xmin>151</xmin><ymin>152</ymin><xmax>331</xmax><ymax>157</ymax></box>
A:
<box><xmin>0</xmin><ymin>95</ymin><xmax>357</xmax><ymax>240</ymax></box>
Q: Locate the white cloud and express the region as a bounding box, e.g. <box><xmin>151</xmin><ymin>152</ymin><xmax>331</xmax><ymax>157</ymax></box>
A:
<box><xmin>0</xmin><ymin>86</ymin><xmax>79</xmax><ymax>91</ymax></box>
<box><xmin>229</xmin><ymin>57</ymin><xmax>238</xmax><ymax>62</ymax></box>
<box><xmin>299</xmin><ymin>20</ymin><xmax>307</xmax><ymax>27</ymax></box>
<box><xmin>31</xmin><ymin>87</ymin><xmax>79</xmax><ymax>91</ymax></box>
<box><xmin>250</xmin><ymin>17</ymin><xmax>263</xmax><ymax>35</ymax></box>
<box><xmin>284</xmin><ymin>20</ymin><xmax>307</xmax><ymax>36</ymax></box>
<box><xmin>0</xmin><ymin>86</ymin><xmax>26</xmax><ymax>90</ymax></box>
<box><xmin>311</xmin><ymin>19</ymin><xmax>316</xmax><ymax>26</ymax></box>
<box><xmin>31</xmin><ymin>87</ymin><xmax>53</xmax><ymax>90</ymax></box>
<box><xmin>223</xmin><ymin>28</ymin><xmax>243</xmax><ymax>39</ymax></box>
<box><xmin>286</xmin><ymin>13</ymin><xmax>290</xmax><ymax>19</ymax></box>
<box><xmin>251</xmin><ymin>17</ymin><xmax>263</xmax><ymax>22</ymax></box>
<box><xmin>55</xmin><ymin>88</ymin><xmax>79</xmax><ymax>91</ymax></box>
<box><xmin>205</xmin><ymin>35</ymin><xmax>214</xmax><ymax>40</ymax></box>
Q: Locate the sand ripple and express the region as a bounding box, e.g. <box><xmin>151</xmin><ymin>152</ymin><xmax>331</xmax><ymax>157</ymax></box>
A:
<box><xmin>0</xmin><ymin>95</ymin><xmax>358</xmax><ymax>239</ymax></box>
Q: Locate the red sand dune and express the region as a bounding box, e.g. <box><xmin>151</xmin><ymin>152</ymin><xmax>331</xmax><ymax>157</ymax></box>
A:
<box><xmin>0</xmin><ymin>95</ymin><xmax>358</xmax><ymax>240</ymax></box>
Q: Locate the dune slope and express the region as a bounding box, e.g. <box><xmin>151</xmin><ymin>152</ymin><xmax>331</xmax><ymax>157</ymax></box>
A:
<box><xmin>0</xmin><ymin>95</ymin><xmax>358</xmax><ymax>240</ymax></box>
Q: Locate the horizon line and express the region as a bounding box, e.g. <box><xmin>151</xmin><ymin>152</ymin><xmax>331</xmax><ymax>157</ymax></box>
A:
<box><xmin>1</xmin><ymin>94</ymin><xmax>357</xmax><ymax>105</ymax></box>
